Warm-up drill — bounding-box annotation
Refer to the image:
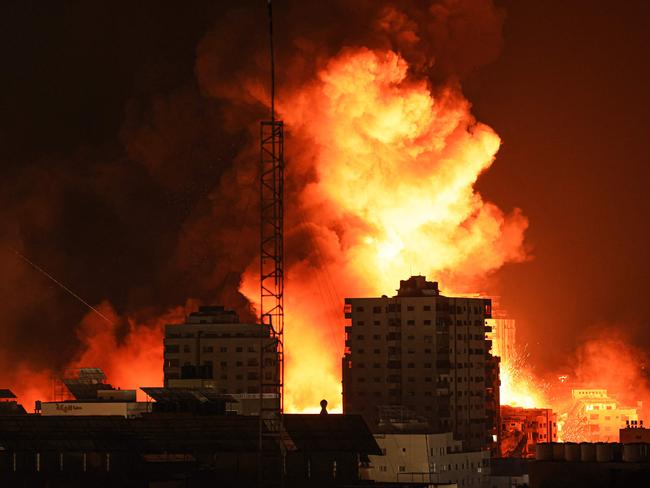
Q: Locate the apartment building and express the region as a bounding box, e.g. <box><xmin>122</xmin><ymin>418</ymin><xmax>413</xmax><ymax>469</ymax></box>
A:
<box><xmin>163</xmin><ymin>306</ymin><xmax>278</xmax><ymax>396</ymax></box>
<box><xmin>342</xmin><ymin>276</ymin><xmax>494</xmax><ymax>451</ymax></box>
<box><xmin>569</xmin><ymin>389</ymin><xmax>639</xmax><ymax>442</ymax></box>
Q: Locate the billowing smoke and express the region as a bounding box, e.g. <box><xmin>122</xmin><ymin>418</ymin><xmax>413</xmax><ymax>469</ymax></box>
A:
<box><xmin>197</xmin><ymin>1</ymin><xmax>526</xmax><ymax>410</ymax></box>
<box><xmin>0</xmin><ymin>1</ymin><xmax>548</xmax><ymax>412</ymax></box>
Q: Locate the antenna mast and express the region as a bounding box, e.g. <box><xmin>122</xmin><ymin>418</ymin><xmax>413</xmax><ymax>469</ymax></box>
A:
<box><xmin>259</xmin><ymin>0</ymin><xmax>285</xmax><ymax>485</ymax></box>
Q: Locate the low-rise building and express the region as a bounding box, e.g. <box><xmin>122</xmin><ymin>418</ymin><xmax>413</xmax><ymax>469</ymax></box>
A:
<box><xmin>563</xmin><ymin>389</ymin><xmax>638</xmax><ymax>442</ymax></box>
<box><xmin>500</xmin><ymin>406</ymin><xmax>557</xmax><ymax>458</ymax></box>
<box><xmin>368</xmin><ymin>432</ymin><xmax>489</xmax><ymax>487</ymax></box>
<box><xmin>41</xmin><ymin>368</ymin><xmax>151</xmax><ymax>418</ymax></box>
<box><xmin>620</xmin><ymin>421</ymin><xmax>650</xmax><ymax>443</ymax></box>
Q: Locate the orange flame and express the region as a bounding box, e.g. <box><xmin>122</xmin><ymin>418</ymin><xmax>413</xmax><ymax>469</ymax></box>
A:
<box><xmin>243</xmin><ymin>48</ymin><xmax>528</xmax><ymax>412</ymax></box>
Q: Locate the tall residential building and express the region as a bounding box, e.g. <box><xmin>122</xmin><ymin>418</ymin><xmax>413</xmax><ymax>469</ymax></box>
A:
<box><xmin>163</xmin><ymin>306</ymin><xmax>278</xmax><ymax>397</ymax></box>
<box><xmin>484</xmin><ymin>296</ymin><xmax>516</xmax><ymax>366</ymax></box>
<box><xmin>342</xmin><ymin>276</ymin><xmax>495</xmax><ymax>451</ymax></box>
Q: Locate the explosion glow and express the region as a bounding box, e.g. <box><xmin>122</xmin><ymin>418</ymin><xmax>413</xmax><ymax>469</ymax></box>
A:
<box><xmin>242</xmin><ymin>47</ymin><xmax>528</xmax><ymax>412</ymax></box>
<box><xmin>499</xmin><ymin>355</ymin><xmax>546</xmax><ymax>409</ymax></box>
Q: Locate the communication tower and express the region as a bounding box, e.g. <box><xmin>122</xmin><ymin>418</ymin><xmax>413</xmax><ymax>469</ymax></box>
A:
<box><xmin>258</xmin><ymin>0</ymin><xmax>285</xmax><ymax>486</ymax></box>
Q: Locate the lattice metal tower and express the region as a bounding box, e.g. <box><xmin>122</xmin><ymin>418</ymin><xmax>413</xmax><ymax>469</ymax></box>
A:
<box><xmin>258</xmin><ymin>0</ymin><xmax>285</xmax><ymax>486</ymax></box>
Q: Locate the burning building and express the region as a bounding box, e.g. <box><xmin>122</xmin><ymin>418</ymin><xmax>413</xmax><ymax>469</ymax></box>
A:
<box><xmin>485</xmin><ymin>298</ymin><xmax>516</xmax><ymax>368</ymax></box>
<box><xmin>500</xmin><ymin>406</ymin><xmax>557</xmax><ymax>458</ymax></box>
<box><xmin>560</xmin><ymin>389</ymin><xmax>639</xmax><ymax>443</ymax></box>
<box><xmin>342</xmin><ymin>275</ymin><xmax>496</xmax><ymax>451</ymax></box>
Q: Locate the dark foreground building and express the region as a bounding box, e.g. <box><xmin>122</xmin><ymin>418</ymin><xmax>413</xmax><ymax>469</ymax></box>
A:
<box><xmin>531</xmin><ymin>442</ymin><xmax>650</xmax><ymax>488</ymax></box>
<box><xmin>0</xmin><ymin>413</ymin><xmax>380</xmax><ymax>488</ymax></box>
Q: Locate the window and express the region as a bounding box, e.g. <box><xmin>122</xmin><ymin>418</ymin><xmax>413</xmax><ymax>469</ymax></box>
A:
<box><xmin>372</xmin><ymin>306</ymin><xmax>381</xmax><ymax>313</ymax></box>
<box><xmin>165</xmin><ymin>359</ymin><xmax>179</xmax><ymax>367</ymax></box>
<box><xmin>357</xmin><ymin>335</ymin><xmax>365</xmax><ymax>340</ymax></box>
<box><xmin>248</xmin><ymin>346</ymin><xmax>256</xmax><ymax>353</ymax></box>
<box><xmin>373</xmin><ymin>334</ymin><xmax>381</xmax><ymax>340</ymax></box>
<box><xmin>236</xmin><ymin>361</ymin><xmax>243</xmax><ymax>367</ymax></box>
<box><xmin>398</xmin><ymin>466</ymin><xmax>406</xmax><ymax>472</ymax></box>
<box><xmin>407</xmin><ymin>306</ymin><xmax>414</xmax><ymax>311</ymax></box>
<box><xmin>373</xmin><ymin>348</ymin><xmax>381</xmax><ymax>354</ymax></box>
<box><xmin>220</xmin><ymin>346</ymin><xmax>228</xmax><ymax>353</ymax></box>
<box><xmin>183</xmin><ymin>345</ymin><xmax>191</xmax><ymax>353</ymax></box>
<box><xmin>424</xmin><ymin>320</ymin><xmax>431</xmax><ymax>325</ymax></box>
<box><xmin>165</xmin><ymin>344</ymin><xmax>179</xmax><ymax>353</ymax></box>
<box><xmin>202</xmin><ymin>346</ymin><xmax>213</xmax><ymax>353</ymax></box>
<box><xmin>220</xmin><ymin>361</ymin><xmax>227</xmax><ymax>368</ymax></box>
<box><xmin>236</xmin><ymin>347</ymin><xmax>243</xmax><ymax>353</ymax></box>
<box><xmin>407</xmin><ymin>362</ymin><xmax>415</xmax><ymax>368</ymax></box>
<box><xmin>423</xmin><ymin>305</ymin><xmax>431</xmax><ymax>311</ymax></box>
<box><xmin>357</xmin><ymin>320</ymin><xmax>365</xmax><ymax>326</ymax></box>
<box><xmin>407</xmin><ymin>320</ymin><xmax>415</xmax><ymax>325</ymax></box>
<box><xmin>356</xmin><ymin>306</ymin><xmax>365</xmax><ymax>312</ymax></box>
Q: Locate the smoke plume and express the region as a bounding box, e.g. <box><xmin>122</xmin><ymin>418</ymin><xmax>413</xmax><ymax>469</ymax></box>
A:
<box><xmin>1</xmin><ymin>1</ymin><xmax>526</xmax><ymax>411</ymax></box>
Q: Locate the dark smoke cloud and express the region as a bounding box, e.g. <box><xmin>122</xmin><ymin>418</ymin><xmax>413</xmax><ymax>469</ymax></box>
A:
<box><xmin>0</xmin><ymin>0</ymin><xmax>506</xmax><ymax>393</ymax></box>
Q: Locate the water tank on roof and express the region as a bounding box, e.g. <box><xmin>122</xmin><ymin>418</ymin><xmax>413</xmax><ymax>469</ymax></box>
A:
<box><xmin>565</xmin><ymin>442</ymin><xmax>581</xmax><ymax>461</ymax></box>
<box><xmin>580</xmin><ymin>442</ymin><xmax>596</xmax><ymax>462</ymax></box>
<box><xmin>552</xmin><ymin>442</ymin><xmax>565</xmax><ymax>461</ymax></box>
<box><xmin>596</xmin><ymin>443</ymin><xmax>614</xmax><ymax>462</ymax></box>
<box><xmin>536</xmin><ymin>443</ymin><xmax>553</xmax><ymax>461</ymax></box>
<box><xmin>623</xmin><ymin>443</ymin><xmax>643</xmax><ymax>462</ymax></box>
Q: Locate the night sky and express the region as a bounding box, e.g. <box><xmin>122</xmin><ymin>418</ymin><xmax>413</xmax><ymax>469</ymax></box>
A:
<box><xmin>470</xmin><ymin>0</ymin><xmax>650</xmax><ymax>368</ymax></box>
<box><xmin>0</xmin><ymin>0</ymin><xmax>648</xmax><ymax>381</ymax></box>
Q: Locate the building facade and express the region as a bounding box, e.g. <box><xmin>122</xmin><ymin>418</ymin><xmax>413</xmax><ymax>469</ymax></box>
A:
<box><xmin>368</xmin><ymin>432</ymin><xmax>489</xmax><ymax>487</ymax></box>
<box><xmin>565</xmin><ymin>389</ymin><xmax>639</xmax><ymax>442</ymax></box>
<box><xmin>342</xmin><ymin>276</ymin><xmax>495</xmax><ymax>451</ymax></box>
<box><xmin>163</xmin><ymin>306</ymin><xmax>278</xmax><ymax>396</ymax></box>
